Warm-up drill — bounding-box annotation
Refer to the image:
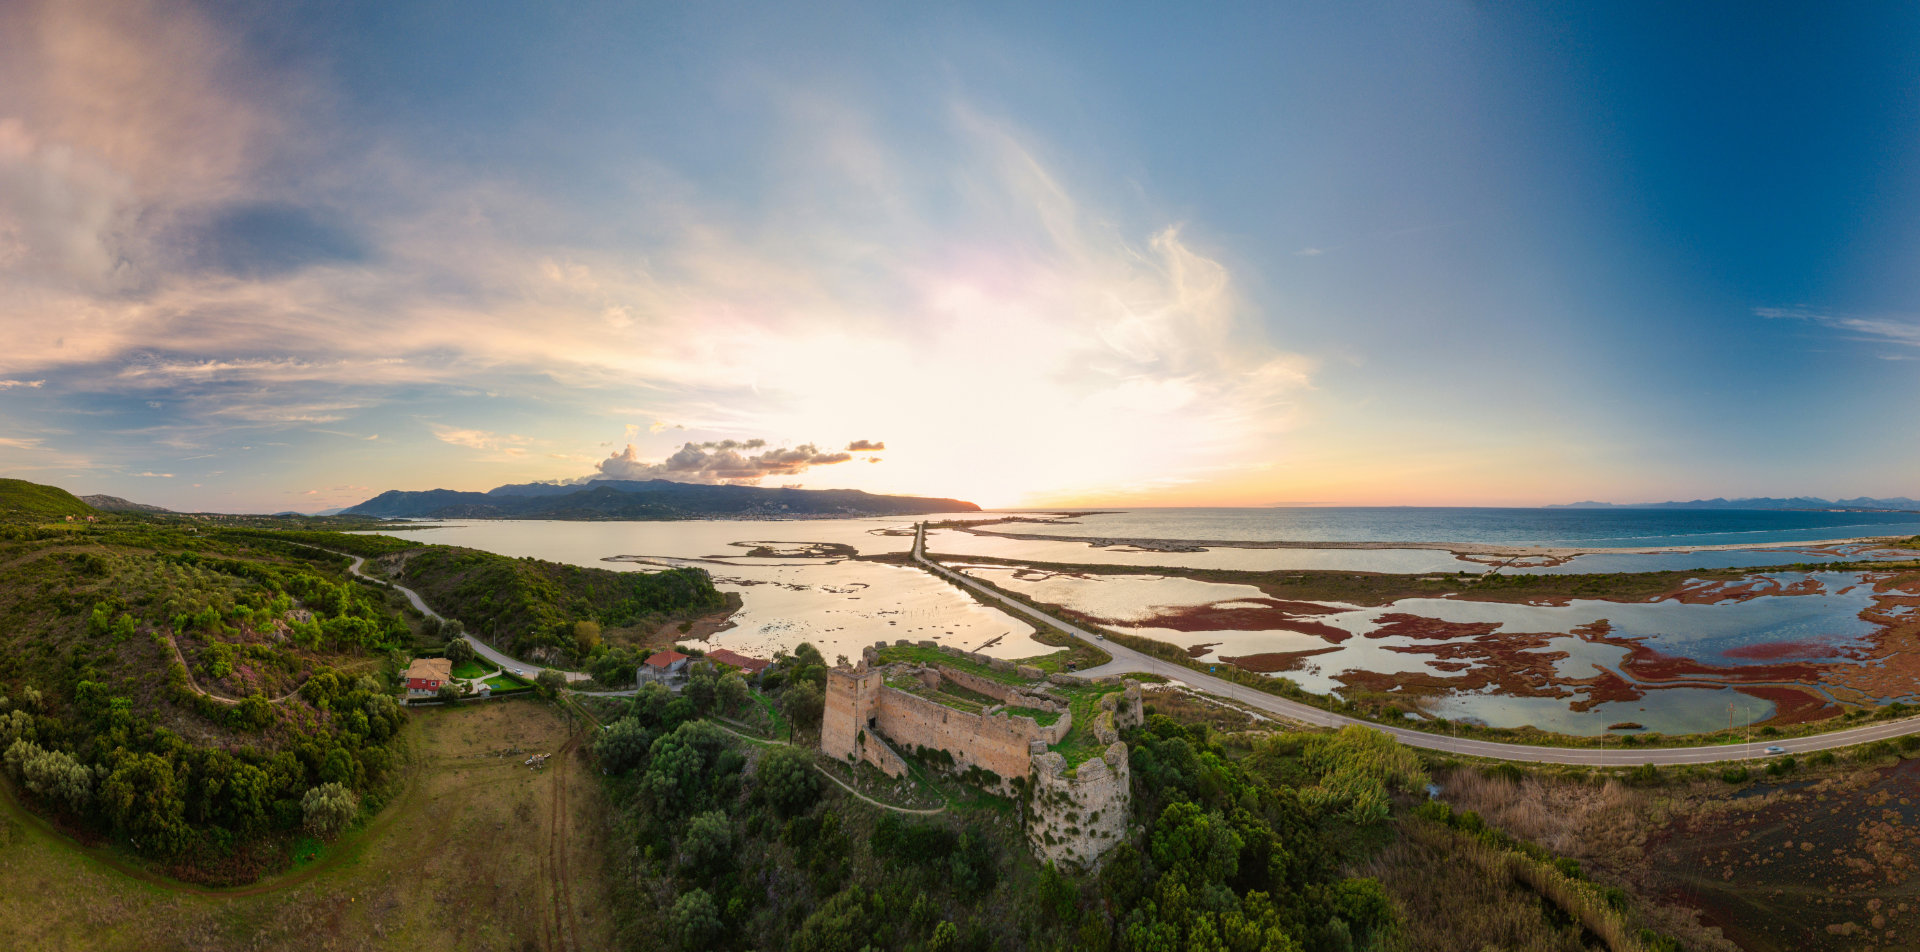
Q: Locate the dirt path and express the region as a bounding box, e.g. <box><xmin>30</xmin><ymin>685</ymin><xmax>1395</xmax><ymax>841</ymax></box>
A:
<box><xmin>162</xmin><ymin>633</ymin><xmax>304</xmax><ymax>707</ymax></box>
<box><xmin>544</xmin><ymin>731</ymin><xmax>585</xmax><ymax>952</ymax></box>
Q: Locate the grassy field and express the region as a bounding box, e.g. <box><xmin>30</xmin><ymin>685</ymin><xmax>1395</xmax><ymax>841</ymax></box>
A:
<box><xmin>0</xmin><ymin>701</ymin><xmax>614</xmax><ymax>952</ymax></box>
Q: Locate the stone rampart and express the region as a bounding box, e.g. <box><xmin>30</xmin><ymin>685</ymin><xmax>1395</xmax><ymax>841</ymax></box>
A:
<box><xmin>868</xmin><ymin>686</ymin><xmax>1043</xmax><ymax>784</ymax></box>
<box><xmin>1028</xmin><ymin>741</ymin><xmax>1131</xmax><ymax>870</ymax></box>
<box><xmin>821</xmin><ymin>664</ymin><xmax>907</xmax><ymax>778</ymax></box>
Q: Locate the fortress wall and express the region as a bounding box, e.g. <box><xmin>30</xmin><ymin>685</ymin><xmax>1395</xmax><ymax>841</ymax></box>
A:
<box><xmin>871</xmin><ymin>688</ymin><xmax>1041</xmax><ymax>781</ymax></box>
<box><xmin>1028</xmin><ymin>742</ymin><xmax>1132</xmax><ymax>870</ymax></box>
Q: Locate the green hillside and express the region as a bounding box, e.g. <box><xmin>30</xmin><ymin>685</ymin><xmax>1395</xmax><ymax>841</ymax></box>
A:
<box><xmin>0</xmin><ymin>478</ymin><xmax>97</xmax><ymax>521</ymax></box>
<box><xmin>0</xmin><ymin>518</ymin><xmax>417</xmax><ymax>883</ymax></box>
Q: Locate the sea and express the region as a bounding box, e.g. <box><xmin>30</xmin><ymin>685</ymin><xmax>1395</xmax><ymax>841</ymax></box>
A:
<box><xmin>1000</xmin><ymin>507</ymin><xmax>1920</xmax><ymax>549</ymax></box>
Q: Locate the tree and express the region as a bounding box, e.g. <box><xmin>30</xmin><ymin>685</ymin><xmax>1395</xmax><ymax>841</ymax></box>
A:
<box><xmin>536</xmin><ymin>668</ymin><xmax>567</xmax><ymax>698</ymax></box>
<box><xmin>594</xmin><ymin>717</ymin><xmax>654</xmax><ymax>774</ymax></box>
<box><xmin>101</xmin><ymin>751</ymin><xmax>189</xmax><ymax>853</ymax></box>
<box><xmin>644</xmin><ymin>720</ymin><xmax>731</xmax><ymax>811</ymax></box>
<box><xmin>685</xmin><ymin>661</ymin><xmax>720</xmax><ymax>712</ymax></box>
<box><xmin>716</xmin><ymin>672</ymin><xmax>749</xmax><ymax>713</ymax></box>
<box><xmin>232</xmin><ymin>692</ymin><xmax>273</xmax><ymax>730</ymax></box>
<box><xmin>435</xmin><ymin>683</ymin><xmax>461</xmax><ymax>702</ymax></box>
<box><xmin>754</xmin><ymin>745</ymin><xmax>820</xmax><ymax>817</ymax></box>
<box><xmin>443</xmin><ymin>637</ymin><xmax>475</xmax><ymax>665</ymax></box>
<box><xmin>782</xmin><ymin>681</ymin><xmax>825</xmax><ymax>731</ymax></box>
<box><xmin>3</xmin><ymin>739</ymin><xmax>92</xmax><ymax>813</ymax></box>
<box><xmin>669</xmin><ymin>888</ymin><xmax>722</xmax><ymax>951</ymax></box>
<box><xmin>679</xmin><ymin>809</ymin><xmax>734</xmax><ymax>881</ymax></box>
<box><xmin>573</xmin><ymin>619</ymin><xmax>602</xmax><ymax>656</ymax></box>
<box><xmin>301</xmin><ymin>782</ymin><xmax>358</xmax><ymax>839</ymax></box>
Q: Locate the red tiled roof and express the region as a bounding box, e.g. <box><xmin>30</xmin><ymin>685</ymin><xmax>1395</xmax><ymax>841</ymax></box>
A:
<box><xmin>642</xmin><ymin>649</ymin><xmax>690</xmax><ymax>669</ymax></box>
<box><xmin>705</xmin><ymin>648</ymin><xmax>770</xmax><ymax>673</ymax></box>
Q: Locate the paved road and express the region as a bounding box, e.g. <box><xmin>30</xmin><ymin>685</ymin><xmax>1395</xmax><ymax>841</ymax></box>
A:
<box><xmin>912</xmin><ymin>524</ymin><xmax>1920</xmax><ymax>766</ymax></box>
<box><xmin>336</xmin><ymin>552</ymin><xmax>591</xmax><ymax>683</ymax></box>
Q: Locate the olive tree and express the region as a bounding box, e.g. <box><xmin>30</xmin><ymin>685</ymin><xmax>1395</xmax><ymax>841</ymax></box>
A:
<box><xmin>301</xmin><ymin>782</ymin><xmax>359</xmax><ymax>839</ymax></box>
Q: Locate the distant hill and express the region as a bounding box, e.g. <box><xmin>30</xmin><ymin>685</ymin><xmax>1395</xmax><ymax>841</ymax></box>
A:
<box><xmin>80</xmin><ymin>493</ymin><xmax>171</xmax><ymax>513</ymax></box>
<box><xmin>1549</xmin><ymin>496</ymin><xmax>1920</xmax><ymax>511</ymax></box>
<box><xmin>342</xmin><ymin>477</ymin><xmax>980</xmax><ymax>519</ymax></box>
<box><xmin>0</xmin><ymin>478</ymin><xmax>98</xmax><ymax>520</ymax></box>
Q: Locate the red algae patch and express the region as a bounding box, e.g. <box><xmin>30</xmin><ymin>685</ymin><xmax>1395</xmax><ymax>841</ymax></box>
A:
<box><xmin>1131</xmin><ymin>601</ymin><xmax>1353</xmax><ymax>640</ymax></box>
<box><xmin>1722</xmin><ymin>640</ymin><xmax>1845</xmax><ymax>661</ymax></box>
<box><xmin>1219</xmin><ymin>646</ymin><xmax>1342</xmax><ymax>672</ymax></box>
<box><xmin>1735</xmin><ymin>684</ymin><xmax>1840</xmax><ymax>726</ymax></box>
<box><xmin>1366</xmin><ymin>613</ymin><xmax>1500</xmax><ymax>641</ymax></box>
<box><xmin>1619</xmin><ymin>643</ymin><xmax>1824</xmax><ymax>684</ymax></box>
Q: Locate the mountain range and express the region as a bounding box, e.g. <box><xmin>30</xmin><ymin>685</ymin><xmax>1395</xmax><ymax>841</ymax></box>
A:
<box><xmin>1549</xmin><ymin>496</ymin><xmax>1920</xmax><ymax>511</ymax></box>
<box><xmin>341</xmin><ymin>478</ymin><xmax>980</xmax><ymax>519</ymax></box>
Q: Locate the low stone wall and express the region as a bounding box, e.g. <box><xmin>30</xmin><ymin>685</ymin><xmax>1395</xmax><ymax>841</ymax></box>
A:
<box><xmin>1028</xmin><ymin>741</ymin><xmax>1131</xmax><ymax>870</ymax></box>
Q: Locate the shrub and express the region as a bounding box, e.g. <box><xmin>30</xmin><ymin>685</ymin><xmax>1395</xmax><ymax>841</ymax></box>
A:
<box><xmin>1718</xmin><ymin>767</ymin><xmax>1750</xmax><ymax>784</ymax></box>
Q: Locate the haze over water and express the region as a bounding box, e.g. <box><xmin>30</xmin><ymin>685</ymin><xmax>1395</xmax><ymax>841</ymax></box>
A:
<box><xmin>1003</xmin><ymin>508</ymin><xmax>1920</xmax><ymax>548</ymax></box>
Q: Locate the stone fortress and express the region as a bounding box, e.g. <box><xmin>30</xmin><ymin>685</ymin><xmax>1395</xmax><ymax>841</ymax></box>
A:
<box><xmin>821</xmin><ymin>640</ymin><xmax>1144</xmax><ymax>869</ymax></box>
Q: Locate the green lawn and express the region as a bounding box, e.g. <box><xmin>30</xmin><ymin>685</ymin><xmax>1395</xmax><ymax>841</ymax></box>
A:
<box><xmin>873</xmin><ymin>644</ymin><xmax>1028</xmax><ymax>684</ymax></box>
<box><xmin>1047</xmin><ymin>683</ymin><xmax>1126</xmax><ymax>768</ymax></box>
<box><xmin>451</xmin><ymin>659</ymin><xmax>492</xmax><ymax>679</ymax></box>
<box><xmin>1004</xmin><ymin>705</ymin><xmax>1062</xmax><ymax>727</ymax></box>
<box><xmin>484</xmin><ymin>674</ymin><xmax>532</xmax><ymax>693</ymax></box>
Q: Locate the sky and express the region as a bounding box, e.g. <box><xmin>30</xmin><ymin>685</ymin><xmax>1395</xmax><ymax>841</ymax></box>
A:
<box><xmin>4</xmin><ymin>0</ymin><xmax>1920</xmax><ymax>512</ymax></box>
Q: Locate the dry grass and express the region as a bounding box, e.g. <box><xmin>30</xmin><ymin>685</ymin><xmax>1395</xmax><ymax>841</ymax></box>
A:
<box><xmin>0</xmin><ymin>700</ymin><xmax>614</xmax><ymax>952</ymax></box>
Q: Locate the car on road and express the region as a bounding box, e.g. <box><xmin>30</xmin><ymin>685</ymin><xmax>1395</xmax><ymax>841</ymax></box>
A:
<box><xmin>513</xmin><ymin>668</ymin><xmax>526</xmax><ymax>676</ymax></box>
<box><xmin>1763</xmin><ymin>745</ymin><xmax>1786</xmax><ymax>755</ymax></box>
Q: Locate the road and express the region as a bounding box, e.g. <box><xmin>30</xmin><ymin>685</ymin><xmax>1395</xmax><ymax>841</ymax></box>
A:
<box><xmin>911</xmin><ymin>523</ymin><xmax>1920</xmax><ymax>766</ymax></box>
<box><xmin>336</xmin><ymin>552</ymin><xmax>591</xmax><ymax>683</ymax></box>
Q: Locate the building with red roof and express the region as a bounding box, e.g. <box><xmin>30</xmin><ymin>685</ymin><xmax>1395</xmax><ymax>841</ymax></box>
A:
<box><xmin>705</xmin><ymin>648</ymin><xmax>771</xmax><ymax>675</ymax></box>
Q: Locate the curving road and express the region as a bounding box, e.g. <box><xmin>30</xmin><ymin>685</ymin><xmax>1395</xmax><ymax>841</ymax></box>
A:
<box><xmin>911</xmin><ymin>523</ymin><xmax>1920</xmax><ymax>766</ymax></box>
<box><xmin>334</xmin><ymin>552</ymin><xmax>591</xmax><ymax>683</ymax></box>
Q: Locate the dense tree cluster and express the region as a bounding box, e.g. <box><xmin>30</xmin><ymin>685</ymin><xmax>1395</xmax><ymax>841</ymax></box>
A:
<box><xmin>396</xmin><ymin>546</ymin><xmax>725</xmax><ymax>663</ymax></box>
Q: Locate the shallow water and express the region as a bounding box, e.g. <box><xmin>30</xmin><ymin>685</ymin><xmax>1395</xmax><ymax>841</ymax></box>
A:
<box><xmin>360</xmin><ymin>517</ymin><xmax>1050</xmax><ymax>663</ymax></box>
<box><xmin>957</xmin><ymin>564</ymin><xmax>1904</xmax><ymax>734</ymax></box>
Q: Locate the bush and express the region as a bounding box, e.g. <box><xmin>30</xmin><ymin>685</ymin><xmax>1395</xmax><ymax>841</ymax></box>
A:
<box><xmin>535</xmin><ymin>668</ymin><xmax>567</xmax><ymax>698</ymax></box>
<box><xmin>301</xmin><ymin>782</ymin><xmax>358</xmax><ymax>839</ymax></box>
<box><xmin>444</xmin><ymin>637</ymin><xmax>475</xmax><ymax>665</ymax></box>
<box><xmin>1718</xmin><ymin>767</ymin><xmax>1750</xmax><ymax>784</ymax></box>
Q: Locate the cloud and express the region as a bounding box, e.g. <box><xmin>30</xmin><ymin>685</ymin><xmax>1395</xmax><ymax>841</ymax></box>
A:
<box><xmin>1758</xmin><ymin>306</ymin><xmax>1920</xmax><ymax>348</ymax></box>
<box><xmin>132</xmin><ymin>471</ymin><xmax>173</xmax><ymax>477</ymax></box>
<box><xmin>846</xmin><ymin>439</ymin><xmax>885</xmax><ymax>451</ymax></box>
<box><xmin>431</xmin><ymin>425</ymin><xmax>530</xmax><ymax>456</ymax></box>
<box><xmin>0</xmin><ymin>436</ymin><xmax>44</xmax><ymax>449</ymax></box>
<box><xmin>1294</xmin><ymin>247</ymin><xmax>1324</xmax><ymax>256</ymax></box>
<box><xmin>595</xmin><ymin>440</ymin><xmax>855</xmax><ymax>484</ymax></box>
<box><xmin>0</xmin><ymin>379</ymin><xmax>44</xmax><ymax>389</ymax></box>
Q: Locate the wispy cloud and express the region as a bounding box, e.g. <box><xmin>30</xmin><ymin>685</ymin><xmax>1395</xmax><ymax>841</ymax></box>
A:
<box><xmin>1757</xmin><ymin>306</ymin><xmax>1920</xmax><ymax>348</ymax></box>
<box><xmin>0</xmin><ymin>379</ymin><xmax>45</xmax><ymax>389</ymax></box>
